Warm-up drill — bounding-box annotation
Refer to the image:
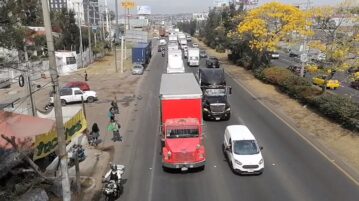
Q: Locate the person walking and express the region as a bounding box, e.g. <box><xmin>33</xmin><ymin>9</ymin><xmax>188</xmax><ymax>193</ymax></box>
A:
<box><xmin>108</xmin><ymin>119</ymin><xmax>122</xmax><ymax>142</ymax></box>
<box><xmin>88</xmin><ymin>123</ymin><xmax>101</xmax><ymax>146</ymax></box>
<box><xmin>85</xmin><ymin>70</ymin><xmax>88</xmax><ymax>81</ymax></box>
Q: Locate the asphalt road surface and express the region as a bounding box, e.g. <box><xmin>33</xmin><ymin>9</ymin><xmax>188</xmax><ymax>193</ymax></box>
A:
<box><xmin>116</xmin><ymin>45</ymin><xmax>359</xmax><ymax>201</ymax></box>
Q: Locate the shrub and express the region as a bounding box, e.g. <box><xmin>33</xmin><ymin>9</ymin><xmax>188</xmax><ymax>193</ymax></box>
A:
<box><xmin>253</xmin><ymin>66</ymin><xmax>266</xmax><ymax>80</ymax></box>
<box><xmin>262</xmin><ymin>67</ymin><xmax>292</xmax><ymax>85</ymax></box>
<box><xmin>310</xmin><ymin>94</ymin><xmax>359</xmax><ymax>131</ymax></box>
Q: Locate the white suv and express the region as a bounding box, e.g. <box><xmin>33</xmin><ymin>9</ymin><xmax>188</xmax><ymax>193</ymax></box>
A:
<box><xmin>223</xmin><ymin>125</ymin><xmax>264</xmax><ymax>175</ymax></box>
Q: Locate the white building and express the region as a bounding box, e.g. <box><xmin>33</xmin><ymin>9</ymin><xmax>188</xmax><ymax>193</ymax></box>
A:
<box><xmin>193</xmin><ymin>12</ymin><xmax>208</xmax><ymax>21</ymax></box>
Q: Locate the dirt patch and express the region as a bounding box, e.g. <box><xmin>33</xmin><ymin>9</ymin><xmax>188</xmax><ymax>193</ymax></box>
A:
<box><xmin>194</xmin><ymin>38</ymin><xmax>359</xmax><ymax>176</ymax></box>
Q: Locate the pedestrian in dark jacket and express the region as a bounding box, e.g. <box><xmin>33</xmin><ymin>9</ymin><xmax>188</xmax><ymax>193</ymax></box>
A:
<box><xmin>91</xmin><ymin>123</ymin><xmax>100</xmax><ymax>140</ymax></box>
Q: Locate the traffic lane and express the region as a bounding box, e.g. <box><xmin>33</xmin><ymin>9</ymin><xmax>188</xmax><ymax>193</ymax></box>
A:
<box><xmin>185</xmin><ymin>61</ymin><xmax>308</xmax><ymax>200</ymax></box>
<box><xmin>148</xmin><ymin>51</ymin><xmax>234</xmax><ymax>201</ymax></box>
<box><xmin>184</xmin><ymin>59</ymin><xmax>293</xmax><ymax>201</ymax></box>
<box><xmin>122</xmin><ymin>50</ymin><xmax>233</xmax><ymax>201</ymax></box>
<box><xmin>119</xmin><ymin>49</ymin><xmax>165</xmax><ymax>201</ymax></box>
<box><xmin>221</xmin><ymin>72</ymin><xmax>359</xmax><ymax>201</ymax></box>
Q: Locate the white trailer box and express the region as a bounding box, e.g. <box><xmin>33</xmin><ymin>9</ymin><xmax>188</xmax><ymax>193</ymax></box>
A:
<box><xmin>187</xmin><ymin>48</ymin><xmax>200</xmax><ymax>67</ymax></box>
<box><xmin>167</xmin><ymin>50</ymin><xmax>185</xmax><ymax>74</ymax></box>
<box><xmin>169</xmin><ymin>35</ymin><xmax>178</xmax><ymax>43</ymax></box>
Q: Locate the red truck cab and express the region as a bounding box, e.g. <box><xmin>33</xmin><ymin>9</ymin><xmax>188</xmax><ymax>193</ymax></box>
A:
<box><xmin>160</xmin><ymin>73</ymin><xmax>206</xmax><ymax>171</ymax></box>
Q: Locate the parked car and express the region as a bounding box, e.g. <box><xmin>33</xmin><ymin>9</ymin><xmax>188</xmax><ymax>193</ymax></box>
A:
<box><xmin>192</xmin><ymin>43</ymin><xmax>199</xmax><ymax>48</ymax></box>
<box><xmin>64</xmin><ymin>81</ymin><xmax>90</xmax><ymax>91</ymax></box>
<box><xmin>50</xmin><ymin>87</ymin><xmax>97</xmax><ymax>106</ymax></box>
<box><xmin>200</xmin><ymin>50</ymin><xmax>207</xmax><ymax>58</ymax></box>
<box><xmin>223</xmin><ymin>125</ymin><xmax>264</xmax><ymax>175</ymax></box>
<box><xmin>159</xmin><ymin>39</ymin><xmax>167</xmax><ymax>46</ymax></box>
<box><xmin>350</xmin><ymin>80</ymin><xmax>359</xmax><ymax>90</ymax></box>
<box><xmin>132</xmin><ymin>64</ymin><xmax>144</xmax><ymax>75</ymax></box>
<box><xmin>347</xmin><ymin>67</ymin><xmax>359</xmax><ymax>74</ymax></box>
<box><xmin>206</xmin><ymin>57</ymin><xmax>220</xmax><ymax>68</ymax></box>
<box><xmin>312</xmin><ymin>75</ymin><xmax>340</xmax><ymax>89</ymax></box>
<box><xmin>268</xmin><ymin>51</ymin><xmax>280</xmax><ymax>59</ymax></box>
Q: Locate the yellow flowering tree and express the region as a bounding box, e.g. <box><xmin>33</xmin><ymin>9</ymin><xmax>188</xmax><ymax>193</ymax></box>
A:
<box><xmin>238</xmin><ymin>2</ymin><xmax>310</xmax><ymax>53</ymax></box>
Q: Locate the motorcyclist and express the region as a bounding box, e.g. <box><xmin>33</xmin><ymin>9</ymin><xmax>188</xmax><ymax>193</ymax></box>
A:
<box><xmin>103</xmin><ymin>164</ymin><xmax>125</xmax><ymax>195</ymax></box>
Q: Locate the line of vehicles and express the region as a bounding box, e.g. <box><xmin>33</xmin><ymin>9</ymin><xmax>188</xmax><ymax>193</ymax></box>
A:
<box><xmin>157</xmin><ymin>29</ymin><xmax>264</xmax><ymax>174</ymax></box>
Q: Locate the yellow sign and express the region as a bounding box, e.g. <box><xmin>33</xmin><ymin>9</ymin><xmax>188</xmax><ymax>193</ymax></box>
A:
<box><xmin>33</xmin><ymin>109</ymin><xmax>88</xmax><ymax>160</ymax></box>
<box><xmin>121</xmin><ymin>1</ymin><xmax>135</xmax><ymax>9</ymax></box>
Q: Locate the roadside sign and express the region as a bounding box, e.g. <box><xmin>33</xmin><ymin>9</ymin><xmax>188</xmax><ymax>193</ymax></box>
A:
<box><xmin>121</xmin><ymin>1</ymin><xmax>135</xmax><ymax>9</ymax></box>
<box><xmin>300</xmin><ymin>53</ymin><xmax>308</xmax><ymax>63</ymax></box>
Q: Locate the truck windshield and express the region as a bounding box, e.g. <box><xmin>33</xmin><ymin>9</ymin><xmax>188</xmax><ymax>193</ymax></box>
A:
<box><xmin>233</xmin><ymin>140</ymin><xmax>259</xmax><ymax>155</ymax></box>
<box><xmin>205</xmin><ymin>88</ymin><xmax>226</xmax><ymax>96</ymax></box>
<box><xmin>166</xmin><ymin>128</ymin><xmax>199</xmax><ymax>138</ymax></box>
<box><xmin>190</xmin><ymin>56</ymin><xmax>199</xmax><ymax>60</ymax></box>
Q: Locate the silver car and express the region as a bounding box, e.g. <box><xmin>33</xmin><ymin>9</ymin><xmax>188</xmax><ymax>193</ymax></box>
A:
<box><xmin>132</xmin><ymin>64</ymin><xmax>144</xmax><ymax>75</ymax></box>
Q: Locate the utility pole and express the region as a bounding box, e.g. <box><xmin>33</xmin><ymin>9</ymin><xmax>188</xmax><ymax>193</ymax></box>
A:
<box><xmin>121</xmin><ymin>36</ymin><xmax>124</xmax><ymax>73</ymax></box>
<box><xmin>87</xmin><ymin>1</ymin><xmax>92</xmax><ymax>63</ymax></box>
<box><xmin>75</xmin><ymin>2</ymin><xmax>84</xmax><ymax>69</ymax></box>
<box><xmin>115</xmin><ymin>0</ymin><xmax>119</xmax><ymax>72</ymax></box>
<box><xmin>40</xmin><ymin>0</ymin><xmax>71</xmax><ymax>201</ymax></box>
<box><xmin>300</xmin><ymin>0</ymin><xmax>312</xmax><ymax>77</ymax></box>
<box><xmin>24</xmin><ymin>46</ymin><xmax>36</xmax><ymax>116</ymax></box>
<box><xmin>92</xmin><ymin>3</ymin><xmax>97</xmax><ymax>47</ymax></box>
<box><xmin>105</xmin><ymin>0</ymin><xmax>109</xmax><ymax>33</ymax></box>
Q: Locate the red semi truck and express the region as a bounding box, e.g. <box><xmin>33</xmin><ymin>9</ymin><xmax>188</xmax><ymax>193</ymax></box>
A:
<box><xmin>159</xmin><ymin>73</ymin><xmax>206</xmax><ymax>171</ymax></box>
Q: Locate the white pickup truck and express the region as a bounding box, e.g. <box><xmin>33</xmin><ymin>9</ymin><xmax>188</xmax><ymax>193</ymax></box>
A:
<box><xmin>50</xmin><ymin>87</ymin><xmax>97</xmax><ymax>106</ymax></box>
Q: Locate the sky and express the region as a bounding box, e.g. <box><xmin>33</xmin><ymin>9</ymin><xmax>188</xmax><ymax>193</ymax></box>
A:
<box><xmin>107</xmin><ymin>0</ymin><xmax>344</xmax><ymax>15</ymax></box>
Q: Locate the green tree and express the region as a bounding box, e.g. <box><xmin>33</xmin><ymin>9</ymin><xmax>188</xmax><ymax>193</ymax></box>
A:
<box><xmin>51</xmin><ymin>9</ymin><xmax>80</xmax><ymax>52</ymax></box>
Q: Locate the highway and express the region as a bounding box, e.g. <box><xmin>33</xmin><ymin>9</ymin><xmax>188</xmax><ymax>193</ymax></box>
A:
<box><xmin>116</xmin><ymin>44</ymin><xmax>359</xmax><ymax>201</ymax></box>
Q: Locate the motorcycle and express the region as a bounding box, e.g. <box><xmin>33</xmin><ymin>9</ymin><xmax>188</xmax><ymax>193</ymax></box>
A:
<box><xmin>102</xmin><ymin>164</ymin><xmax>125</xmax><ymax>201</ymax></box>
<box><xmin>88</xmin><ymin>134</ymin><xmax>102</xmax><ymax>147</ymax></box>
<box><xmin>68</xmin><ymin>144</ymin><xmax>86</xmax><ymax>167</ymax></box>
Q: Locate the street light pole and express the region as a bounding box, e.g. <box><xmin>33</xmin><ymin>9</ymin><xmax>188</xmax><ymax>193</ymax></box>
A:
<box><xmin>87</xmin><ymin>1</ymin><xmax>92</xmax><ymax>63</ymax></box>
<box><xmin>115</xmin><ymin>0</ymin><xmax>119</xmax><ymax>72</ymax></box>
<box><xmin>75</xmin><ymin>2</ymin><xmax>84</xmax><ymax>69</ymax></box>
<box><xmin>40</xmin><ymin>0</ymin><xmax>71</xmax><ymax>201</ymax></box>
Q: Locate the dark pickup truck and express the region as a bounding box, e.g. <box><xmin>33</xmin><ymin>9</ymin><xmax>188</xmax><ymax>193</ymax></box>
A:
<box><xmin>198</xmin><ymin>68</ymin><xmax>231</xmax><ymax>121</ymax></box>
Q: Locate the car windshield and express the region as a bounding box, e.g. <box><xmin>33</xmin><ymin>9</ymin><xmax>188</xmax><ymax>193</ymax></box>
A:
<box><xmin>166</xmin><ymin>128</ymin><xmax>199</xmax><ymax>138</ymax></box>
<box><xmin>205</xmin><ymin>88</ymin><xmax>226</xmax><ymax>96</ymax></box>
<box><xmin>233</xmin><ymin>140</ymin><xmax>259</xmax><ymax>155</ymax></box>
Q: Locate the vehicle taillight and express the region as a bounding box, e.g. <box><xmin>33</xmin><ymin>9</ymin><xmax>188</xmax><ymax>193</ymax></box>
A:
<box><xmin>196</xmin><ymin>144</ymin><xmax>201</xmax><ymax>150</ymax></box>
<box><xmin>199</xmin><ymin>153</ymin><xmax>204</xmax><ymax>159</ymax></box>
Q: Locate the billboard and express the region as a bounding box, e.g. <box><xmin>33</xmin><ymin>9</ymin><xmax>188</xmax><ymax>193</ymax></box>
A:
<box><xmin>137</xmin><ymin>5</ymin><xmax>151</xmax><ymax>15</ymax></box>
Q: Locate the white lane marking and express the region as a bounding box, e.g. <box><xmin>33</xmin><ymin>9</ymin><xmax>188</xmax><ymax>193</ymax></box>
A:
<box><xmin>147</xmin><ymin>101</ymin><xmax>161</xmax><ymax>201</ymax></box>
<box><xmin>227</xmin><ymin>72</ymin><xmax>359</xmax><ymax>186</ymax></box>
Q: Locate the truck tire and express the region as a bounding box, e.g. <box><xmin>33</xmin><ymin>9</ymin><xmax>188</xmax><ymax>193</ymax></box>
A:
<box><xmin>197</xmin><ymin>165</ymin><xmax>205</xmax><ymax>171</ymax></box>
<box><xmin>224</xmin><ymin>113</ymin><xmax>231</xmax><ymax>121</ymax></box>
<box><xmin>87</xmin><ymin>96</ymin><xmax>95</xmax><ymax>103</ymax></box>
<box><xmin>61</xmin><ymin>99</ymin><xmax>66</xmax><ymax>106</ymax></box>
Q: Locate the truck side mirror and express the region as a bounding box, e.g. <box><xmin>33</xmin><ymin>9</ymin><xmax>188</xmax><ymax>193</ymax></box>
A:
<box><xmin>228</xmin><ymin>86</ymin><xmax>232</xmax><ymax>95</ymax></box>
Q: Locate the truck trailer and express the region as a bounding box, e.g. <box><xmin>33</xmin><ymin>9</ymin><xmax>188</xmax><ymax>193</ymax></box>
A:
<box><xmin>132</xmin><ymin>42</ymin><xmax>152</xmax><ymax>66</ymax></box>
<box><xmin>159</xmin><ymin>73</ymin><xmax>206</xmax><ymax>171</ymax></box>
<box><xmin>167</xmin><ymin>50</ymin><xmax>184</xmax><ymax>74</ymax></box>
<box><xmin>187</xmin><ymin>48</ymin><xmax>200</xmax><ymax>67</ymax></box>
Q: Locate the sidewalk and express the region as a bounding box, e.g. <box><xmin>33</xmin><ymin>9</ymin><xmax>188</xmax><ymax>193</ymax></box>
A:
<box><xmin>194</xmin><ymin>38</ymin><xmax>359</xmax><ymax>182</ymax></box>
<box><xmin>40</xmin><ymin>50</ymin><xmax>144</xmax><ymax>200</ymax></box>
